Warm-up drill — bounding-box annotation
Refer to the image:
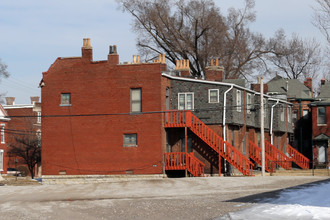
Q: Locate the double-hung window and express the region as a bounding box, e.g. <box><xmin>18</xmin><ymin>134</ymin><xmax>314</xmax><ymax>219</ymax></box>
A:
<box><xmin>208</xmin><ymin>89</ymin><xmax>219</xmax><ymax>103</ymax></box>
<box><xmin>178</xmin><ymin>93</ymin><xmax>194</xmax><ymax>110</ymax></box>
<box><xmin>287</xmin><ymin>106</ymin><xmax>292</xmax><ymax>123</ymax></box>
<box><xmin>37</xmin><ymin>112</ymin><xmax>41</xmax><ymax>123</ymax></box>
<box><xmin>131</xmin><ymin>88</ymin><xmax>142</xmax><ymax>113</ymax></box>
<box><xmin>317</xmin><ymin>107</ymin><xmax>326</xmax><ymax>125</ymax></box>
<box><xmin>280</xmin><ymin>105</ymin><xmax>285</xmax><ymax>121</ymax></box>
<box><xmin>0</xmin><ymin>124</ymin><xmax>4</xmax><ymax>144</ymax></box>
<box><xmin>236</xmin><ymin>90</ymin><xmax>242</xmax><ymax>112</ymax></box>
<box><xmin>247</xmin><ymin>93</ymin><xmax>252</xmax><ymax>114</ymax></box>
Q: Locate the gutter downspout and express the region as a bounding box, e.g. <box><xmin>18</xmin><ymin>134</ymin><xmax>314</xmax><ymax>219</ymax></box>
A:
<box><xmin>270</xmin><ymin>100</ymin><xmax>280</xmax><ymax>145</ymax></box>
<box><xmin>223</xmin><ymin>85</ymin><xmax>234</xmax><ymax>175</ymax></box>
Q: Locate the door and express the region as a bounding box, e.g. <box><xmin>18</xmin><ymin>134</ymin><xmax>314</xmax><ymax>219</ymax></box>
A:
<box><xmin>318</xmin><ymin>143</ymin><xmax>327</xmax><ymax>163</ymax></box>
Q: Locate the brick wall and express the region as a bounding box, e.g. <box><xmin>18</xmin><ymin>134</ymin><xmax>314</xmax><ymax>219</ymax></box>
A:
<box><xmin>42</xmin><ymin>52</ymin><xmax>168</xmax><ymax>176</ymax></box>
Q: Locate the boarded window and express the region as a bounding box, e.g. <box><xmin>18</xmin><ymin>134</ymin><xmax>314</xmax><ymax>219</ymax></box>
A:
<box><xmin>61</xmin><ymin>93</ymin><xmax>71</xmax><ymax>105</ymax></box>
<box><xmin>123</xmin><ymin>134</ymin><xmax>137</xmax><ymax>147</ymax></box>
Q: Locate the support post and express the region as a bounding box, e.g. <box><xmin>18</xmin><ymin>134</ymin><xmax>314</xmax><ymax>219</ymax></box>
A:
<box><xmin>260</xmin><ymin>76</ymin><xmax>266</xmax><ymax>177</ymax></box>
<box><xmin>185</xmin><ymin>126</ymin><xmax>188</xmax><ymax>177</ymax></box>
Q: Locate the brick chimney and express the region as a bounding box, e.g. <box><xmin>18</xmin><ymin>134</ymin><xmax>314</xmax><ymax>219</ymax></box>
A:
<box><xmin>205</xmin><ymin>59</ymin><xmax>224</xmax><ymax>81</ymax></box>
<box><xmin>108</xmin><ymin>45</ymin><xmax>119</xmax><ymax>65</ymax></box>
<box><xmin>176</xmin><ymin>59</ymin><xmax>190</xmax><ymax>77</ymax></box>
<box><xmin>304</xmin><ymin>77</ymin><xmax>313</xmax><ymax>96</ymax></box>
<box><xmin>30</xmin><ymin>96</ymin><xmax>40</xmax><ymax>104</ymax></box>
<box><xmin>321</xmin><ymin>78</ymin><xmax>326</xmax><ymax>85</ymax></box>
<box><xmin>82</xmin><ymin>38</ymin><xmax>93</xmax><ymax>61</ymax></box>
<box><xmin>5</xmin><ymin>97</ymin><xmax>15</xmax><ymax>105</ymax></box>
<box><xmin>251</xmin><ymin>84</ymin><xmax>268</xmax><ymax>93</ymax></box>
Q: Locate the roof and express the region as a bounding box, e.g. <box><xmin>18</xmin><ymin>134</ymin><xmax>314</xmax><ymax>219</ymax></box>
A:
<box><xmin>314</xmin><ymin>133</ymin><xmax>330</xmax><ymax>140</ymax></box>
<box><xmin>162</xmin><ymin>73</ymin><xmax>292</xmax><ymax>105</ymax></box>
<box><xmin>267</xmin><ymin>76</ymin><xmax>312</xmax><ymax>99</ymax></box>
<box><xmin>222</xmin><ymin>79</ymin><xmax>245</xmax><ymax>87</ymax></box>
<box><xmin>310</xmin><ymin>81</ymin><xmax>330</xmax><ymax>106</ymax></box>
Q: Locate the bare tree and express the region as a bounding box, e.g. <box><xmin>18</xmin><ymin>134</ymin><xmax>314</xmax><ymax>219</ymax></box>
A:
<box><xmin>118</xmin><ymin>0</ymin><xmax>268</xmax><ymax>79</ymax></box>
<box><xmin>266</xmin><ymin>29</ymin><xmax>322</xmax><ymax>81</ymax></box>
<box><xmin>7</xmin><ymin>133</ymin><xmax>41</xmax><ymax>179</ymax></box>
<box><xmin>313</xmin><ymin>0</ymin><xmax>330</xmax><ymax>45</ymax></box>
<box><xmin>0</xmin><ymin>59</ymin><xmax>9</xmax><ymax>79</ymax></box>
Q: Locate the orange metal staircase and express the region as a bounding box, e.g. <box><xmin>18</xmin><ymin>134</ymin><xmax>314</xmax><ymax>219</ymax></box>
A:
<box><xmin>265</xmin><ymin>141</ymin><xmax>292</xmax><ymax>170</ymax></box>
<box><xmin>164</xmin><ymin>152</ymin><xmax>205</xmax><ymax>177</ymax></box>
<box><xmin>164</xmin><ymin>111</ymin><xmax>254</xmax><ymax>176</ymax></box>
<box><xmin>287</xmin><ymin>145</ymin><xmax>310</xmax><ymax>169</ymax></box>
<box><xmin>249</xmin><ymin>141</ymin><xmax>276</xmax><ymax>173</ymax></box>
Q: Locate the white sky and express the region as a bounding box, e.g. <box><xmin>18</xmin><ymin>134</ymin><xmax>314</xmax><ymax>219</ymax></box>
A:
<box><xmin>0</xmin><ymin>0</ymin><xmax>325</xmax><ymax>104</ymax></box>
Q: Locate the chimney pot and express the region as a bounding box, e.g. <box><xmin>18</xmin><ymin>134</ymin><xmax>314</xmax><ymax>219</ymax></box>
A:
<box><xmin>5</xmin><ymin>97</ymin><xmax>15</xmax><ymax>105</ymax></box>
<box><xmin>321</xmin><ymin>78</ymin><xmax>326</xmax><ymax>85</ymax></box>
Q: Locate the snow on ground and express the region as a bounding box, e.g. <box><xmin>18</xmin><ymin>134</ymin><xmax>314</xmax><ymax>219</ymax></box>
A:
<box><xmin>221</xmin><ymin>181</ymin><xmax>330</xmax><ymax>220</ymax></box>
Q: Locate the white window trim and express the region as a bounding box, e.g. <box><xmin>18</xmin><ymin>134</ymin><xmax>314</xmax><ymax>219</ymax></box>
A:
<box><xmin>178</xmin><ymin>92</ymin><xmax>194</xmax><ymax>110</ymax></box>
<box><xmin>264</xmin><ymin>98</ymin><xmax>267</xmax><ymax>118</ymax></box>
<box><xmin>123</xmin><ymin>133</ymin><xmax>138</xmax><ymax>147</ymax></box>
<box><xmin>131</xmin><ymin>88</ymin><xmax>142</xmax><ymax>113</ymax></box>
<box><xmin>0</xmin><ymin>149</ymin><xmax>3</xmax><ymax>171</ymax></box>
<box><xmin>288</xmin><ymin>106</ymin><xmax>291</xmax><ymax>123</ymax></box>
<box><xmin>0</xmin><ymin>124</ymin><xmax>5</xmax><ymax>144</ymax></box>
<box><xmin>247</xmin><ymin>93</ymin><xmax>252</xmax><ymax>114</ymax></box>
<box><xmin>208</xmin><ymin>89</ymin><xmax>219</xmax><ymax>103</ymax></box>
<box><xmin>37</xmin><ymin>112</ymin><xmax>41</xmax><ymax>124</ymax></box>
<box><xmin>236</xmin><ymin>90</ymin><xmax>242</xmax><ymax>112</ymax></box>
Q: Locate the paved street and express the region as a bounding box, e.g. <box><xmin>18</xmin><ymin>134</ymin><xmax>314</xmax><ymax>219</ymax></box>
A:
<box><xmin>0</xmin><ymin>176</ymin><xmax>329</xmax><ymax>220</ymax></box>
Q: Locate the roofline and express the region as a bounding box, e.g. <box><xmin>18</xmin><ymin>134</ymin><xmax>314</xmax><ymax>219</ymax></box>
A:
<box><xmin>3</xmin><ymin>104</ymin><xmax>34</xmax><ymax>109</ymax></box>
<box><xmin>162</xmin><ymin>73</ymin><xmax>292</xmax><ymax>105</ymax></box>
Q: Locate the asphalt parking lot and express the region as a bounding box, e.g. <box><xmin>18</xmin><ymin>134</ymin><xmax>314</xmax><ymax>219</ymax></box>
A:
<box><xmin>0</xmin><ymin>176</ymin><xmax>328</xmax><ymax>220</ymax></box>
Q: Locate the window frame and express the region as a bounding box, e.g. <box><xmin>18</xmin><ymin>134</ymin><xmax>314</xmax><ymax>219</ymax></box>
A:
<box><xmin>287</xmin><ymin>106</ymin><xmax>291</xmax><ymax>123</ymax></box>
<box><xmin>0</xmin><ymin>124</ymin><xmax>4</xmax><ymax>144</ymax></box>
<box><xmin>37</xmin><ymin>111</ymin><xmax>41</xmax><ymax>124</ymax></box>
<box><xmin>0</xmin><ymin>149</ymin><xmax>3</xmax><ymax>171</ymax></box>
<box><xmin>123</xmin><ymin>133</ymin><xmax>138</xmax><ymax>147</ymax></box>
<box><xmin>130</xmin><ymin>88</ymin><xmax>142</xmax><ymax>113</ymax></box>
<box><xmin>317</xmin><ymin>107</ymin><xmax>327</xmax><ymax>125</ymax></box>
<box><xmin>246</xmin><ymin>93</ymin><xmax>252</xmax><ymax>114</ymax></box>
<box><xmin>208</xmin><ymin>89</ymin><xmax>219</xmax><ymax>103</ymax></box>
<box><xmin>280</xmin><ymin>105</ymin><xmax>285</xmax><ymax>121</ymax></box>
<box><xmin>178</xmin><ymin>92</ymin><xmax>194</xmax><ymax>110</ymax></box>
<box><xmin>236</xmin><ymin>90</ymin><xmax>242</xmax><ymax>112</ymax></box>
<box><xmin>60</xmin><ymin>93</ymin><xmax>71</xmax><ymax>106</ymax></box>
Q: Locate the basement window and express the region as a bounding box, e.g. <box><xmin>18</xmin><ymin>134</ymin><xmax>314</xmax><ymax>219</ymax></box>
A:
<box><xmin>60</xmin><ymin>93</ymin><xmax>71</xmax><ymax>106</ymax></box>
<box><xmin>123</xmin><ymin>133</ymin><xmax>137</xmax><ymax>147</ymax></box>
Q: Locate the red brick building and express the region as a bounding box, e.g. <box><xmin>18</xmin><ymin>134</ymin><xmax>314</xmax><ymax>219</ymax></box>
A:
<box><xmin>0</xmin><ymin>104</ymin><xmax>10</xmax><ymax>176</ymax></box>
<box><xmin>3</xmin><ymin>97</ymin><xmax>41</xmax><ymax>177</ymax></box>
<box><xmin>41</xmin><ymin>39</ymin><xmax>168</xmax><ymax>179</ymax></box>
<box><xmin>309</xmin><ymin>79</ymin><xmax>330</xmax><ymax>167</ymax></box>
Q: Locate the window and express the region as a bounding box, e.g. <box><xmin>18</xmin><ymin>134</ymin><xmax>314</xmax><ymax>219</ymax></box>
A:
<box><xmin>60</xmin><ymin>93</ymin><xmax>71</xmax><ymax>106</ymax></box>
<box><xmin>0</xmin><ymin>149</ymin><xmax>3</xmax><ymax>171</ymax></box>
<box><xmin>208</xmin><ymin>89</ymin><xmax>219</xmax><ymax>103</ymax></box>
<box><xmin>317</xmin><ymin>107</ymin><xmax>326</xmax><ymax>125</ymax></box>
<box><xmin>0</xmin><ymin>124</ymin><xmax>4</xmax><ymax>144</ymax></box>
<box><xmin>123</xmin><ymin>134</ymin><xmax>137</xmax><ymax>147</ymax></box>
<box><xmin>236</xmin><ymin>90</ymin><xmax>242</xmax><ymax>112</ymax></box>
<box><xmin>292</xmin><ymin>110</ymin><xmax>298</xmax><ymax>123</ymax></box>
<box><xmin>287</xmin><ymin>106</ymin><xmax>291</xmax><ymax>123</ymax></box>
<box><xmin>37</xmin><ymin>112</ymin><xmax>41</xmax><ymax>123</ymax></box>
<box><xmin>131</xmin><ymin>88</ymin><xmax>142</xmax><ymax>113</ymax></box>
<box><xmin>263</xmin><ymin>98</ymin><xmax>267</xmax><ymax>118</ymax></box>
<box><xmin>303</xmin><ymin>109</ymin><xmax>309</xmax><ymax>119</ymax></box>
<box><xmin>280</xmin><ymin>105</ymin><xmax>285</xmax><ymax>121</ymax></box>
<box><xmin>178</xmin><ymin>93</ymin><xmax>194</xmax><ymax>110</ymax></box>
<box><xmin>247</xmin><ymin>93</ymin><xmax>252</xmax><ymax>114</ymax></box>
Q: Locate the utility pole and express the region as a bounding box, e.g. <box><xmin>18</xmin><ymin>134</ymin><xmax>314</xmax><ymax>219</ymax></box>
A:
<box><xmin>260</xmin><ymin>76</ymin><xmax>266</xmax><ymax>177</ymax></box>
